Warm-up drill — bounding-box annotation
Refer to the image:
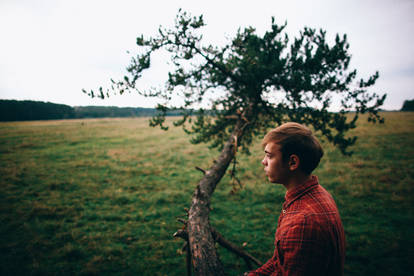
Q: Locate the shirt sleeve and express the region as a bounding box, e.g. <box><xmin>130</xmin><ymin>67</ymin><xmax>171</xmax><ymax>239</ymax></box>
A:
<box><xmin>247</xmin><ymin>254</ymin><xmax>277</xmax><ymax>275</ymax></box>
<box><xmin>277</xmin><ymin>214</ymin><xmax>329</xmax><ymax>275</ymax></box>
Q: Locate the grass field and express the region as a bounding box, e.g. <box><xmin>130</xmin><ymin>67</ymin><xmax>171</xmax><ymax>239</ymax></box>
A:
<box><xmin>0</xmin><ymin>112</ymin><xmax>413</xmax><ymax>275</ymax></box>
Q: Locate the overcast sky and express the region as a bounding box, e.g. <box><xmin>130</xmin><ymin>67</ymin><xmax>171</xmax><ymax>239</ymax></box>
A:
<box><xmin>1</xmin><ymin>0</ymin><xmax>413</xmax><ymax>110</ymax></box>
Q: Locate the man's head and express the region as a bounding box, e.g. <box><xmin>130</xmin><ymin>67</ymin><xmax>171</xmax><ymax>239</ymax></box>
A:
<box><xmin>261</xmin><ymin>122</ymin><xmax>323</xmax><ymax>183</ymax></box>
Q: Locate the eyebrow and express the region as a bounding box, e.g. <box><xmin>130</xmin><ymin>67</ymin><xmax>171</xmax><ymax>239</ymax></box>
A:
<box><xmin>264</xmin><ymin>150</ymin><xmax>272</xmax><ymax>154</ymax></box>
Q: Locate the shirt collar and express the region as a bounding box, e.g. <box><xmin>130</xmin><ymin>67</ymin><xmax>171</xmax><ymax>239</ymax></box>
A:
<box><xmin>284</xmin><ymin>175</ymin><xmax>319</xmax><ymax>208</ymax></box>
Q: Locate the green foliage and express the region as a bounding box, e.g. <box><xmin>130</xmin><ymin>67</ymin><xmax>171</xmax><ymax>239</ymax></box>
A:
<box><xmin>0</xmin><ymin>113</ymin><xmax>413</xmax><ymax>275</ymax></box>
<box><xmin>99</xmin><ymin>10</ymin><xmax>386</xmax><ymax>155</ymax></box>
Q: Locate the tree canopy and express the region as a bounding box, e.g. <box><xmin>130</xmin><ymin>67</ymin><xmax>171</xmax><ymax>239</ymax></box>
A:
<box><xmin>87</xmin><ymin>9</ymin><xmax>386</xmax><ymax>155</ymax></box>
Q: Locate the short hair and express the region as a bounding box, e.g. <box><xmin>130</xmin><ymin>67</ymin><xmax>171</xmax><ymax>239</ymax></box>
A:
<box><xmin>262</xmin><ymin>122</ymin><xmax>324</xmax><ymax>175</ymax></box>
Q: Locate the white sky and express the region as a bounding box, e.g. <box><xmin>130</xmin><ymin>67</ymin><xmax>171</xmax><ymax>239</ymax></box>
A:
<box><xmin>0</xmin><ymin>0</ymin><xmax>413</xmax><ymax>110</ymax></box>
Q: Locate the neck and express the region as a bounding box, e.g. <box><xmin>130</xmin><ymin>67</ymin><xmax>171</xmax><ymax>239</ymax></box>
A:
<box><xmin>283</xmin><ymin>172</ymin><xmax>312</xmax><ymax>191</ymax></box>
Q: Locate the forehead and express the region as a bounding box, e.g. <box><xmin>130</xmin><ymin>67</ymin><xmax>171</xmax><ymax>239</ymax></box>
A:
<box><xmin>264</xmin><ymin>142</ymin><xmax>281</xmax><ymax>153</ymax></box>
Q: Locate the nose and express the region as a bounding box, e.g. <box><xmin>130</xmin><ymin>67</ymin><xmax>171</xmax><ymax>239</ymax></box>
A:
<box><xmin>261</xmin><ymin>157</ymin><xmax>266</xmax><ymax>166</ymax></box>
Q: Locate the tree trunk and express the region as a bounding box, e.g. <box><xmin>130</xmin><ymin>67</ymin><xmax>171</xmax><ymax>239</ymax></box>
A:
<box><xmin>187</xmin><ymin>118</ymin><xmax>248</xmax><ymax>275</ymax></box>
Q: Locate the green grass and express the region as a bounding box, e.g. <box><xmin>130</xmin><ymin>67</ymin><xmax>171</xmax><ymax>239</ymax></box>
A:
<box><xmin>0</xmin><ymin>113</ymin><xmax>413</xmax><ymax>275</ymax></box>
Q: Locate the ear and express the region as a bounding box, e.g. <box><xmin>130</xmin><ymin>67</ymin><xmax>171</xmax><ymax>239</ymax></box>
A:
<box><xmin>288</xmin><ymin>154</ymin><xmax>300</xmax><ymax>171</ymax></box>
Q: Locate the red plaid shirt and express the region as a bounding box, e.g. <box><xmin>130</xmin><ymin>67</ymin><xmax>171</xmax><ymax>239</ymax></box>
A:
<box><xmin>248</xmin><ymin>176</ymin><xmax>345</xmax><ymax>276</ymax></box>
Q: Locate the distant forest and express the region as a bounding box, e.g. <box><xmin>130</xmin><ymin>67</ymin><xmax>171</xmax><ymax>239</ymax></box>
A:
<box><xmin>401</xmin><ymin>99</ymin><xmax>414</xmax><ymax>111</ymax></box>
<box><xmin>0</xmin><ymin>99</ymin><xmax>410</xmax><ymax>122</ymax></box>
<box><xmin>0</xmin><ymin>100</ymin><xmax>181</xmax><ymax>122</ymax></box>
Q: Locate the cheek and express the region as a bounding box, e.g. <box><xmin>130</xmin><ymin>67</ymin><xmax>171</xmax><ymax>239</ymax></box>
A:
<box><xmin>267</xmin><ymin>160</ymin><xmax>275</xmax><ymax>172</ymax></box>
<box><xmin>270</xmin><ymin>160</ymin><xmax>282</xmax><ymax>172</ymax></box>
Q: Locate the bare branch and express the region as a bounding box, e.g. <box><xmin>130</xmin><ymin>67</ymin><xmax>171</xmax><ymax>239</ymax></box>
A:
<box><xmin>195</xmin><ymin>166</ymin><xmax>206</xmax><ymax>175</ymax></box>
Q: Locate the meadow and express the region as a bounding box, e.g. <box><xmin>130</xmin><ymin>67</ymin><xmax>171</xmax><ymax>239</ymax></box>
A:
<box><xmin>0</xmin><ymin>112</ymin><xmax>413</xmax><ymax>275</ymax></box>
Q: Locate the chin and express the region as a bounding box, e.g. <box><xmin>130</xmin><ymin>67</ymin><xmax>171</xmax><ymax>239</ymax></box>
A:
<box><xmin>268</xmin><ymin>177</ymin><xmax>277</xmax><ymax>183</ymax></box>
<box><xmin>269</xmin><ymin>177</ymin><xmax>282</xmax><ymax>184</ymax></box>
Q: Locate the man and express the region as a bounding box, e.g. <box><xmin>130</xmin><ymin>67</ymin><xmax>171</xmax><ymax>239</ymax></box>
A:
<box><xmin>246</xmin><ymin>122</ymin><xmax>345</xmax><ymax>276</ymax></box>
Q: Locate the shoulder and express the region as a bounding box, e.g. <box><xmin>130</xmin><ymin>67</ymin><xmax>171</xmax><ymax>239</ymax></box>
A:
<box><xmin>282</xmin><ymin>212</ymin><xmax>324</xmax><ymax>236</ymax></box>
<box><xmin>276</xmin><ymin>212</ymin><xmax>330</xmax><ymax>259</ymax></box>
<box><xmin>282</xmin><ymin>202</ymin><xmax>337</xmax><ymax>239</ymax></box>
<box><xmin>297</xmin><ymin>184</ymin><xmax>339</xmax><ymax>215</ymax></box>
<box><xmin>278</xmin><ymin>211</ymin><xmax>323</xmax><ymax>243</ymax></box>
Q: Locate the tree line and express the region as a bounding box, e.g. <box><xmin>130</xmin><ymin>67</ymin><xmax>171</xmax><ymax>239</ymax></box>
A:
<box><xmin>401</xmin><ymin>99</ymin><xmax>414</xmax><ymax>111</ymax></box>
<box><xmin>0</xmin><ymin>100</ymin><xmax>181</xmax><ymax>122</ymax></box>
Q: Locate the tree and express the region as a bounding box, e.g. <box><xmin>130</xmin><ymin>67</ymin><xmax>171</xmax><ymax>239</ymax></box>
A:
<box><xmin>86</xmin><ymin>10</ymin><xmax>386</xmax><ymax>275</ymax></box>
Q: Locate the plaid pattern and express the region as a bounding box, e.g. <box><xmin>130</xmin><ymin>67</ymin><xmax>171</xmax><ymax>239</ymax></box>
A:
<box><xmin>248</xmin><ymin>176</ymin><xmax>345</xmax><ymax>276</ymax></box>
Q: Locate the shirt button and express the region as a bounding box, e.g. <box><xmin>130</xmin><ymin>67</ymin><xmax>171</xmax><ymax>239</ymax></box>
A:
<box><xmin>282</xmin><ymin>209</ymin><xmax>286</xmax><ymax>214</ymax></box>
